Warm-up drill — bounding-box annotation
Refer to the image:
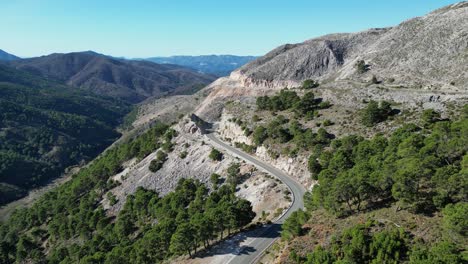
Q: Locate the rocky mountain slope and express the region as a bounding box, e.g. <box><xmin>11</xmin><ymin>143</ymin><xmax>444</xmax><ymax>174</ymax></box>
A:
<box><xmin>145</xmin><ymin>55</ymin><xmax>257</xmax><ymax>76</ymax></box>
<box><xmin>234</xmin><ymin>2</ymin><xmax>468</xmax><ymax>90</ymax></box>
<box><xmin>195</xmin><ymin>2</ymin><xmax>468</xmax><ymax>122</ymax></box>
<box><xmin>10</xmin><ymin>51</ymin><xmax>216</xmax><ymax>103</ymax></box>
<box><xmin>0</xmin><ymin>49</ymin><xmax>20</xmax><ymax>61</ymax></box>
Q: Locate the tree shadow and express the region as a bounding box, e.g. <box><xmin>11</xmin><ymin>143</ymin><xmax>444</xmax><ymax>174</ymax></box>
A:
<box><xmin>192</xmin><ymin>223</ymin><xmax>282</xmax><ymax>259</ymax></box>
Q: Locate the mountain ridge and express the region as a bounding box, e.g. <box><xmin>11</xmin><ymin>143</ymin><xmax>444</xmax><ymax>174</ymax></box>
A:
<box><xmin>0</xmin><ymin>49</ymin><xmax>20</xmax><ymax>61</ymax></box>
<box><xmin>194</xmin><ymin>1</ymin><xmax>468</xmax><ymax>122</ymax></box>
<box><xmin>10</xmin><ymin>52</ymin><xmax>216</xmax><ymax>103</ymax></box>
<box><xmin>233</xmin><ymin>1</ymin><xmax>468</xmax><ymax>90</ymax></box>
<box><xmin>145</xmin><ymin>55</ymin><xmax>257</xmax><ymax>76</ymax></box>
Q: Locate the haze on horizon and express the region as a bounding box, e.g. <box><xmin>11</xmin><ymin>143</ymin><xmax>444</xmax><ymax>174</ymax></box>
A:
<box><xmin>0</xmin><ymin>0</ymin><xmax>460</xmax><ymax>58</ymax></box>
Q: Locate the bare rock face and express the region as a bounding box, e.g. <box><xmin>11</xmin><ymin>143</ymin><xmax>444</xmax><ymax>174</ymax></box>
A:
<box><xmin>217</xmin><ymin>111</ymin><xmax>314</xmax><ymax>189</ymax></box>
<box><xmin>194</xmin><ymin>2</ymin><xmax>468</xmax><ymax>121</ymax></box>
<box><xmin>104</xmin><ymin>119</ymin><xmax>236</xmax><ymax>213</ymax></box>
<box><xmin>235</xmin><ymin>2</ymin><xmax>468</xmax><ymax>90</ymax></box>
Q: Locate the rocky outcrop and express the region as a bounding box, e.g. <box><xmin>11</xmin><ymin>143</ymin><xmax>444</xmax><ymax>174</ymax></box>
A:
<box><xmin>194</xmin><ymin>2</ymin><xmax>468</xmax><ymax>122</ymax></box>
<box><xmin>218</xmin><ymin>111</ymin><xmax>314</xmax><ymax>189</ymax></box>
<box><xmin>235</xmin><ymin>2</ymin><xmax>468</xmax><ymax>90</ymax></box>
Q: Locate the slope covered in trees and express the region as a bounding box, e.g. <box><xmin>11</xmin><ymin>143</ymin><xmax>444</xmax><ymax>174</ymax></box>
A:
<box><xmin>0</xmin><ymin>65</ymin><xmax>131</xmax><ymax>205</ymax></box>
<box><xmin>280</xmin><ymin>107</ymin><xmax>468</xmax><ymax>263</ymax></box>
<box><xmin>0</xmin><ymin>122</ymin><xmax>255</xmax><ymax>263</ymax></box>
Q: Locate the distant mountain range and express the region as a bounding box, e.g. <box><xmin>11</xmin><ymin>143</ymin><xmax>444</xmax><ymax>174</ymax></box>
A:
<box><xmin>10</xmin><ymin>51</ymin><xmax>216</xmax><ymax>103</ymax></box>
<box><xmin>145</xmin><ymin>55</ymin><xmax>257</xmax><ymax>76</ymax></box>
<box><xmin>0</xmin><ymin>49</ymin><xmax>20</xmax><ymax>61</ymax></box>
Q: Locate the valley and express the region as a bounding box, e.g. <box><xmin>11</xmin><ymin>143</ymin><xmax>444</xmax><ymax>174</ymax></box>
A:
<box><xmin>0</xmin><ymin>1</ymin><xmax>467</xmax><ymax>264</ymax></box>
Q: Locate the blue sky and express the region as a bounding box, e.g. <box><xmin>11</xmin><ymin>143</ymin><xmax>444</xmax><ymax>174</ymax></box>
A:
<box><xmin>0</xmin><ymin>0</ymin><xmax>460</xmax><ymax>58</ymax></box>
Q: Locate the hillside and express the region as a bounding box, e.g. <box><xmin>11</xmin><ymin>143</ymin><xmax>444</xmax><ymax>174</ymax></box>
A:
<box><xmin>187</xmin><ymin>3</ymin><xmax>467</xmax><ymax>263</ymax></box>
<box><xmin>233</xmin><ymin>2</ymin><xmax>468</xmax><ymax>90</ymax></box>
<box><xmin>0</xmin><ymin>64</ymin><xmax>130</xmax><ymax>205</ymax></box>
<box><xmin>195</xmin><ymin>2</ymin><xmax>468</xmax><ymax>122</ymax></box>
<box><xmin>10</xmin><ymin>52</ymin><xmax>216</xmax><ymax>103</ymax></box>
<box><xmin>0</xmin><ymin>2</ymin><xmax>467</xmax><ymax>264</ymax></box>
<box><xmin>145</xmin><ymin>55</ymin><xmax>257</xmax><ymax>76</ymax></box>
<box><xmin>0</xmin><ymin>49</ymin><xmax>20</xmax><ymax>61</ymax></box>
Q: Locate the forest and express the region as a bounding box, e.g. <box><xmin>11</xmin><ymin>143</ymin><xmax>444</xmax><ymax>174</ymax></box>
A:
<box><xmin>281</xmin><ymin>106</ymin><xmax>467</xmax><ymax>263</ymax></box>
<box><xmin>0</xmin><ymin>65</ymin><xmax>130</xmax><ymax>205</ymax></box>
<box><xmin>0</xmin><ymin>121</ymin><xmax>255</xmax><ymax>263</ymax></box>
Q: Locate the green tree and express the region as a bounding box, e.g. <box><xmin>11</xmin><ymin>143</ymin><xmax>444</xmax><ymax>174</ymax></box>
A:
<box><xmin>422</xmin><ymin>109</ymin><xmax>441</xmax><ymax>127</ymax></box>
<box><xmin>361</xmin><ymin>100</ymin><xmax>382</xmax><ymax>126</ymax></box>
<box><xmin>361</xmin><ymin>100</ymin><xmax>393</xmax><ymax>127</ymax></box>
<box><xmin>282</xmin><ymin>209</ymin><xmax>308</xmax><ymax>240</ymax></box>
<box><xmin>210</xmin><ymin>173</ymin><xmax>221</xmax><ymax>189</ymax></box>
<box><xmin>252</xmin><ymin>125</ymin><xmax>268</xmax><ymax>146</ymax></box>
<box><xmin>170</xmin><ymin>223</ymin><xmax>195</xmax><ymax>257</ymax></box>
<box><xmin>226</xmin><ymin>163</ymin><xmax>241</xmax><ymax>187</ymax></box>
<box><xmin>209</xmin><ymin>148</ymin><xmax>223</xmax><ymax>161</ymax></box>
<box><xmin>442</xmin><ymin>202</ymin><xmax>467</xmax><ymax>236</ymax></box>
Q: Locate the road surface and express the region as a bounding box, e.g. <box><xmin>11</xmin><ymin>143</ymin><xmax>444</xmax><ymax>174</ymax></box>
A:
<box><xmin>205</xmin><ymin>133</ymin><xmax>307</xmax><ymax>264</ymax></box>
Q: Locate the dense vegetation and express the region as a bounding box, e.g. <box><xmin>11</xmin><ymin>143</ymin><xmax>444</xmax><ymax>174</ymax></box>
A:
<box><xmin>290</xmin><ymin>220</ymin><xmax>465</xmax><ymax>264</ymax></box>
<box><xmin>307</xmin><ymin>112</ymin><xmax>466</xmax><ymax>215</ymax></box>
<box><xmin>250</xmin><ymin>115</ymin><xmax>332</xmax><ymax>159</ymax></box>
<box><xmin>0</xmin><ymin>65</ymin><xmax>131</xmax><ymax>205</ymax></box>
<box><xmin>250</xmin><ymin>89</ymin><xmax>333</xmax><ymax>157</ymax></box>
<box><xmin>256</xmin><ymin>89</ymin><xmax>330</xmax><ymax>119</ymax></box>
<box><xmin>0</xmin><ymin>122</ymin><xmax>167</xmax><ymax>262</ymax></box>
<box><xmin>283</xmin><ymin>108</ymin><xmax>468</xmax><ymax>263</ymax></box>
<box><xmin>0</xmin><ymin>120</ymin><xmax>255</xmax><ymax>263</ymax></box>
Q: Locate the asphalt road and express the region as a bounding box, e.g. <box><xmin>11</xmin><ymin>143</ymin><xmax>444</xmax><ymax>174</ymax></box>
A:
<box><xmin>205</xmin><ymin>133</ymin><xmax>307</xmax><ymax>264</ymax></box>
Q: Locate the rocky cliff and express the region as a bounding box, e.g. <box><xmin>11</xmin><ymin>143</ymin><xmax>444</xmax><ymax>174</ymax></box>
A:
<box><xmin>195</xmin><ymin>2</ymin><xmax>468</xmax><ymax>121</ymax></box>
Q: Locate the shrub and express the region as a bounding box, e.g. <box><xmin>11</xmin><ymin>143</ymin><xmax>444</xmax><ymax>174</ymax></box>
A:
<box><xmin>252</xmin><ymin>115</ymin><xmax>261</xmax><ymax>122</ymax></box>
<box><xmin>318</xmin><ymin>101</ymin><xmax>332</xmax><ymax>109</ymax></box>
<box><xmin>149</xmin><ymin>159</ymin><xmax>164</xmax><ymax>172</ymax></box>
<box><xmin>209</xmin><ymin>148</ymin><xmax>223</xmax><ymax>161</ymax></box>
<box><xmin>149</xmin><ymin>151</ymin><xmax>167</xmax><ymax>172</ymax></box>
<box><xmin>107</xmin><ymin>192</ymin><xmax>118</xmax><ymax>206</ymax></box>
<box><xmin>235</xmin><ymin>142</ymin><xmax>256</xmax><ymax>154</ymax></box>
<box><xmin>361</xmin><ymin>100</ymin><xmax>393</xmax><ymax>127</ymax></box>
<box><xmin>355</xmin><ymin>60</ymin><xmax>368</xmax><ymax>74</ymax></box>
<box><xmin>323</xmin><ymin>119</ymin><xmax>333</xmax><ymax>126</ymax></box>
<box><xmin>302</xmin><ymin>79</ymin><xmax>319</xmax><ymax>89</ymax></box>
<box><xmin>179</xmin><ymin>151</ymin><xmax>188</xmax><ymax>159</ymax></box>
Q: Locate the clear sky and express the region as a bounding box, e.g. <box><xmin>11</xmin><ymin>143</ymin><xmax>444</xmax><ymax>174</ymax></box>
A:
<box><xmin>0</xmin><ymin>0</ymin><xmax>460</xmax><ymax>58</ymax></box>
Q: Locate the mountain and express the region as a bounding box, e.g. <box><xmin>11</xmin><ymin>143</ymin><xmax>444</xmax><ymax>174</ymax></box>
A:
<box><xmin>10</xmin><ymin>52</ymin><xmax>216</xmax><ymax>103</ymax></box>
<box><xmin>0</xmin><ymin>49</ymin><xmax>20</xmax><ymax>61</ymax></box>
<box><xmin>145</xmin><ymin>55</ymin><xmax>257</xmax><ymax>76</ymax></box>
<box><xmin>0</xmin><ymin>64</ymin><xmax>131</xmax><ymax>205</ymax></box>
<box><xmin>233</xmin><ymin>2</ymin><xmax>468</xmax><ymax>90</ymax></box>
<box><xmin>196</xmin><ymin>1</ymin><xmax>468</xmax><ymax>121</ymax></box>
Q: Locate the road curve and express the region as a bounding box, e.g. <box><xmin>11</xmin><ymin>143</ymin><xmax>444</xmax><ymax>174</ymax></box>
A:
<box><xmin>205</xmin><ymin>133</ymin><xmax>307</xmax><ymax>264</ymax></box>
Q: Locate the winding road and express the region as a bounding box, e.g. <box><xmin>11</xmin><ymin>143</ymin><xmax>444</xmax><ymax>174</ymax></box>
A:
<box><xmin>205</xmin><ymin>133</ymin><xmax>307</xmax><ymax>264</ymax></box>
